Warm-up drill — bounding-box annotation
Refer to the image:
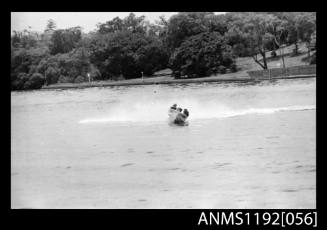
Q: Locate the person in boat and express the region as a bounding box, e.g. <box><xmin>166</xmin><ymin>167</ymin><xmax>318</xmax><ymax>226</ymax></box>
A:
<box><xmin>169</xmin><ymin>104</ymin><xmax>177</xmax><ymax>113</ymax></box>
<box><xmin>183</xmin><ymin>109</ymin><xmax>189</xmax><ymax>118</ymax></box>
<box><xmin>174</xmin><ymin>108</ymin><xmax>189</xmax><ymax>125</ymax></box>
<box><xmin>168</xmin><ymin>104</ymin><xmax>178</xmax><ymax>121</ymax></box>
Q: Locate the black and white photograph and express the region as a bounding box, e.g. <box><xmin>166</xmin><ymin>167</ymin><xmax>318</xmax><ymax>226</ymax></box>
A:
<box><xmin>11</xmin><ymin>12</ymin><xmax>316</xmax><ymax>209</ymax></box>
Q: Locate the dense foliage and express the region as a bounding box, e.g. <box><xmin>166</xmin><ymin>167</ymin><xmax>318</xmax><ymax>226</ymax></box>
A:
<box><xmin>88</xmin><ymin>31</ymin><xmax>168</xmax><ymax>79</ymax></box>
<box><xmin>38</xmin><ymin>47</ymin><xmax>93</xmax><ymax>84</ymax></box>
<box><xmin>49</xmin><ymin>27</ymin><xmax>82</xmax><ymax>55</ymax></box>
<box><xmin>11</xmin><ymin>12</ymin><xmax>316</xmax><ymax>90</ymax></box>
<box><xmin>11</xmin><ymin>47</ymin><xmax>49</xmax><ymax>90</ymax></box>
<box><xmin>169</xmin><ymin>32</ymin><xmax>236</xmax><ymax>78</ymax></box>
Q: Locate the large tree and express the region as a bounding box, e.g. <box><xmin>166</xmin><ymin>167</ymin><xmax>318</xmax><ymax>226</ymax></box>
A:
<box><xmin>36</xmin><ymin>46</ymin><xmax>96</xmax><ymax>85</ymax></box>
<box><xmin>226</xmin><ymin>13</ymin><xmax>284</xmax><ymax>69</ymax></box>
<box><xmin>97</xmin><ymin>17</ymin><xmax>124</xmax><ymax>34</ymax></box>
<box><xmin>45</xmin><ymin>19</ymin><xmax>57</xmax><ymax>33</ymax></box>
<box><xmin>169</xmin><ymin>32</ymin><xmax>236</xmax><ymax>78</ymax></box>
<box><xmin>49</xmin><ymin>27</ymin><xmax>82</xmax><ymax>55</ymax></box>
<box><xmin>89</xmin><ymin>31</ymin><xmax>168</xmax><ymax>79</ymax></box>
<box><xmin>272</xmin><ymin>12</ymin><xmax>316</xmax><ymax>55</ymax></box>
<box><xmin>97</xmin><ymin>13</ymin><xmax>147</xmax><ymax>34</ymax></box>
<box><xmin>295</xmin><ymin>12</ymin><xmax>316</xmax><ymax>57</ymax></box>
<box><xmin>11</xmin><ymin>30</ymin><xmax>39</xmax><ymax>49</ymax></box>
<box><xmin>165</xmin><ymin>12</ymin><xmax>214</xmax><ymax>51</ymax></box>
<box><xmin>11</xmin><ymin>46</ymin><xmax>49</xmax><ymax>90</ymax></box>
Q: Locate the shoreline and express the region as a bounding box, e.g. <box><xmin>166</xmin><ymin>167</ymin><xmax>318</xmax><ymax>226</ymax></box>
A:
<box><xmin>40</xmin><ymin>74</ymin><xmax>316</xmax><ymax>90</ymax></box>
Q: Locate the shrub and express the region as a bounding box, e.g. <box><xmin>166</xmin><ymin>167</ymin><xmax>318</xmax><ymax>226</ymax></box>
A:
<box><xmin>11</xmin><ymin>47</ymin><xmax>49</xmax><ymax>75</ymax></box>
<box><xmin>172</xmin><ymin>71</ymin><xmax>181</xmax><ymax>79</ymax></box>
<box><xmin>12</xmin><ymin>72</ymin><xmax>29</xmax><ymax>90</ymax></box>
<box><xmin>74</xmin><ymin>75</ymin><xmax>87</xmax><ymax>83</ymax></box>
<box><xmin>28</xmin><ymin>65</ymin><xmax>39</xmax><ymax>75</ymax></box>
<box><xmin>217</xmin><ymin>66</ymin><xmax>227</xmax><ymax>74</ymax></box>
<box><xmin>57</xmin><ymin>75</ymin><xmax>73</xmax><ymax>83</ymax></box>
<box><xmin>45</xmin><ymin>66</ymin><xmax>60</xmax><ymax>85</ymax></box>
<box><xmin>11</xmin><ymin>47</ymin><xmax>49</xmax><ymax>90</ymax></box>
<box><xmin>23</xmin><ymin>73</ymin><xmax>45</xmax><ymax>89</ymax></box>
<box><xmin>35</xmin><ymin>47</ymin><xmax>92</xmax><ymax>85</ymax></box>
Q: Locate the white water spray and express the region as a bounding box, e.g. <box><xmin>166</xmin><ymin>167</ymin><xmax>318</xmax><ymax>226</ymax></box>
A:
<box><xmin>79</xmin><ymin>102</ymin><xmax>315</xmax><ymax>124</ymax></box>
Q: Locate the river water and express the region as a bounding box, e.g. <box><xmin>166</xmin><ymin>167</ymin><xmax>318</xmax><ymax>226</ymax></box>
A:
<box><xmin>11</xmin><ymin>78</ymin><xmax>316</xmax><ymax>208</ymax></box>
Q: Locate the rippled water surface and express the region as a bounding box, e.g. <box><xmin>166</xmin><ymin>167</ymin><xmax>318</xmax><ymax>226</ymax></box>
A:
<box><xmin>11</xmin><ymin>78</ymin><xmax>316</xmax><ymax>208</ymax></box>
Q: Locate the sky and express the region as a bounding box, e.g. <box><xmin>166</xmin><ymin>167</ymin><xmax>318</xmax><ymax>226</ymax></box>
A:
<box><xmin>11</xmin><ymin>12</ymin><xmax>226</xmax><ymax>33</ymax></box>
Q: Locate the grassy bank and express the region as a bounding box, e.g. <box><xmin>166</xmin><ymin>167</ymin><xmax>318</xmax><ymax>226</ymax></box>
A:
<box><xmin>42</xmin><ymin>43</ymin><xmax>315</xmax><ymax>90</ymax></box>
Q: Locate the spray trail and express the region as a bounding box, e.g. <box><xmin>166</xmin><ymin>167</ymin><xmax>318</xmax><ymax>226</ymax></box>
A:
<box><xmin>78</xmin><ymin>79</ymin><xmax>315</xmax><ymax>124</ymax></box>
<box><xmin>79</xmin><ymin>104</ymin><xmax>315</xmax><ymax>124</ymax></box>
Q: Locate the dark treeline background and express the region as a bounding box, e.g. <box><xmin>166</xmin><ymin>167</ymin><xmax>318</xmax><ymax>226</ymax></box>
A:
<box><xmin>11</xmin><ymin>12</ymin><xmax>316</xmax><ymax>90</ymax></box>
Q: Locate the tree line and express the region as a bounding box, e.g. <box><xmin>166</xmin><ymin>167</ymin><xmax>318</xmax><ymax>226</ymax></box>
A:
<box><xmin>11</xmin><ymin>12</ymin><xmax>316</xmax><ymax>90</ymax></box>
